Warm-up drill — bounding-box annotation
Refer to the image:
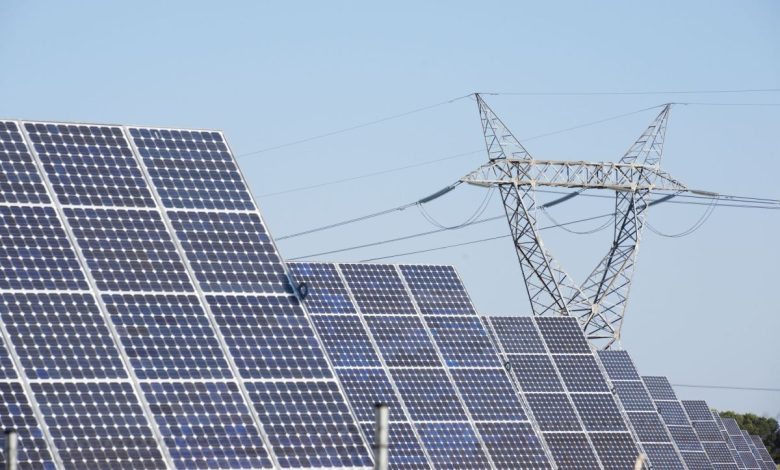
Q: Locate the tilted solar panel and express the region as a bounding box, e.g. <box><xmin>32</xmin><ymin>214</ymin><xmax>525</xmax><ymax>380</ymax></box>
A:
<box><xmin>681</xmin><ymin>400</ymin><xmax>740</xmax><ymax>468</ymax></box>
<box><xmin>597</xmin><ymin>350</ymin><xmax>686</xmax><ymax>469</ymax></box>
<box><xmin>0</xmin><ymin>120</ymin><xmax>373</xmax><ymax>469</ymax></box>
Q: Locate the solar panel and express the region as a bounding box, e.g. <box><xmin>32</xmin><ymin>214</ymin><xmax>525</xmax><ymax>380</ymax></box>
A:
<box><xmin>747</xmin><ymin>434</ymin><xmax>776</xmax><ymax>469</ymax></box>
<box><xmin>722</xmin><ymin>417</ymin><xmax>762</xmax><ymax>469</ymax></box>
<box><xmin>485</xmin><ymin>315</ymin><xmax>642</xmax><ymax>469</ymax></box>
<box><xmin>597</xmin><ymin>350</ymin><xmax>686</xmax><ymax>468</ymax></box>
<box><xmin>642</xmin><ymin>376</ymin><xmax>714</xmax><ymax>468</ymax></box>
<box><xmin>0</xmin><ymin>120</ymin><xmax>373</xmax><ymax>469</ymax></box>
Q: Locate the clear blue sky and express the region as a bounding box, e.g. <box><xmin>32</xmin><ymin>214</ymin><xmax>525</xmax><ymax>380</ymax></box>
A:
<box><xmin>2</xmin><ymin>1</ymin><xmax>778</xmax><ymax>417</ymax></box>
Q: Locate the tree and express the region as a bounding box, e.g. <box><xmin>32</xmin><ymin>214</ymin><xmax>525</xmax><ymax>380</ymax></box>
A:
<box><xmin>720</xmin><ymin>411</ymin><xmax>780</xmax><ymax>464</ymax></box>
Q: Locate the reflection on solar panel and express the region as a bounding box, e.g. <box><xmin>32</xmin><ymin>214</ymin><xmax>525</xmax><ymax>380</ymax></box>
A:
<box><xmin>643</xmin><ymin>375</ymin><xmax>714</xmax><ymax>469</ymax></box>
<box><xmin>485</xmin><ymin>315</ymin><xmax>641</xmax><ymax>469</ymax></box>
<box><xmin>681</xmin><ymin>400</ymin><xmax>740</xmax><ymax>468</ymax></box>
<box><xmin>598</xmin><ymin>350</ymin><xmax>686</xmax><ymax>469</ymax></box>
<box><xmin>0</xmin><ymin>120</ymin><xmax>372</xmax><ymax>469</ymax></box>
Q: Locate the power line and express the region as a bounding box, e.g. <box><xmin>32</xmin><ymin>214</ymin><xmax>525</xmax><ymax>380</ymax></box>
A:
<box><xmin>672</xmin><ymin>383</ymin><xmax>780</xmax><ymax>393</ymax></box>
<box><xmin>484</xmin><ymin>88</ymin><xmax>780</xmax><ymax>96</ymax></box>
<box><xmin>236</xmin><ymin>94</ymin><xmax>473</xmax><ymax>158</ymax></box>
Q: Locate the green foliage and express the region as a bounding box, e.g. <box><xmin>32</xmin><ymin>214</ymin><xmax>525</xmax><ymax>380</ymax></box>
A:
<box><xmin>720</xmin><ymin>411</ymin><xmax>780</xmax><ymax>463</ymax></box>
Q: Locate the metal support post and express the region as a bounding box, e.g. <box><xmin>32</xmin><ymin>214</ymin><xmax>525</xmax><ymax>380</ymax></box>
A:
<box><xmin>4</xmin><ymin>430</ymin><xmax>18</xmax><ymax>470</ymax></box>
<box><xmin>373</xmin><ymin>403</ymin><xmax>389</xmax><ymax>470</ymax></box>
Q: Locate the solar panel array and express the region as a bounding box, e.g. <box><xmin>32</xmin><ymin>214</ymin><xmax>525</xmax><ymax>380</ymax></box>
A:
<box><xmin>643</xmin><ymin>375</ymin><xmax>715</xmax><ymax>469</ymax></box>
<box><xmin>681</xmin><ymin>400</ymin><xmax>740</xmax><ymax>469</ymax></box>
<box><xmin>722</xmin><ymin>417</ymin><xmax>763</xmax><ymax>469</ymax></box>
<box><xmin>288</xmin><ymin>262</ymin><xmax>553</xmax><ymax>469</ymax></box>
<box><xmin>598</xmin><ymin>350</ymin><xmax>687</xmax><ymax>469</ymax></box>
<box><xmin>747</xmin><ymin>434</ymin><xmax>776</xmax><ymax>469</ymax></box>
<box><xmin>0</xmin><ymin>120</ymin><xmax>372</xmax><ymax>469</ymax></box>
<box><xmin>484</xmin><ymin>315</ymin><xmax>642</xmax><ymax>469</ymax></box>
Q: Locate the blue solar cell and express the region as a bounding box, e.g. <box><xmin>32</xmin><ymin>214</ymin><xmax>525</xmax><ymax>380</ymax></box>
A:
<box><xmin>525</xmin><ymin>393</ymin><xmax>581</xmax><ymax>431</ymax></box>
<box><xmin>543</xmin><ymin>432</ymin><xmax>601</xmax><ymax>469</ymax></box>
<box><xmin>701</xmin><ymin>442</ymin><xmax>736</xmax><ymax>465</ymax></box>
<box><xmin>424</xmin><ymin>316</ymin><xmax>501</xmax><ymax>367</ymax></box>
<box><xmin>694</xmin><ymin>421</ymin><xmax>728</xmax><ymax>442</ymax></box>
<box><xmin>288</xmin><ymin>262</ymin><xmax>356</xmax><ymax>314</ymax></box>
<box><xmin>336</xmin><ymin>368</ymin><xmax>402</xmax><ymax>422</ymax></box>
<box><xmin>597</xmin><ymin>350</ymin><xmax>641</xmax><ymax>381</ymax></box>
<box><xmin>643</xmin><ymin>375</ymin><xmax>678</xmax><ymax>400</ymax></box>
<box><xmin>589</xmin><ymin>432</ymin><xmax>640</xmax><ymax>470</ymax></box>
<box><xmin>24</xmin><ymin>122</ymin><xmax>155</xmax><ymax>208</ymax></box>
<box><xmin>245</xmin><ymin>381</ymin><xmax>372</xmax><ymax>469</ymax></box>
<box><xmin>207</xmin><ymin>295</ymin><xmax>332</xmax><ymax>380</ymax></box>
<box><xmin>643</xmin><ymin>443</ymin><xmax>687</xmax><ymax>470</ymax></box>
<box><xmin>65</xmin><ymin>207</ymin><xmax>191</xmax><ymax>292</ymax></box>
<box><xmin>1</xmin><ymin>292</ymin><xmax>126</xmax><ymax>379</ymax></box>
<box><xmin>169</xmin><ymin>211</ymin><xmax>288</xmax><ymax>294</ymax></box>
<box><xmin>128</xmin><ymin>127</ymin><xmax>255</xmax><ymax>211</ymax></box>
<box><xmin>668</xmin><ymin>425</ymin><xmax>706</xmax><ymax>452</ymax></box>
<box><xmin>680</xmin><ymin>450</ymin><xmax>715</xmax><ymax>470</ymax></box>
<box><xmin>0</xmin><ymin>121</ymin><xmax>49</xmax><ymax>204</ymax></box>
<box><xmin>450</xmin><ymin>368</ymin><xmax>527</xmax><ymax>421</ymax></box>
<box><xmin>417</xmin><ymin>422</ymin><xmax>490</xmax><ymax>469</ymax></box>
<box><xmin>570</xmin><ymin>393</ymin><xmax>627</xmax><ymax>432</ymax></box>
<box><xmin>0</xmin><ymin>334</ymin><xmax>17</xmax><ymax>379</ymax></box>
<box><xmin>339</xmin><ymin>264</ymin><xmax>417</xmax><ymax>315</ymax></box>
<box><xmin>0</xmin><ymin>382</ymin><xmax>56</xmax><ymax>470</ymax></box>
<box><xmin>0</xmin><ymin>205</ymin><xmax>88</xmax><ymax>291</ymax></box>
<box><xmin>33</xmin><ymin>381</ymin><xmax>166</xmax><ymax>469</ymax></box>
<box><xmin>553</xmin><ymin>355</ymin><xmax>610</xmax><ymax>392</ymax></box>
<box><xmin>476</xmin><ymin>422</ymin><xmax>552</xmax><ymax>469</ymax></box>
<box><xmin>399</xmin><ymin>264</ymin><xmax>476</xmax><ymax>316</ymax></box>
<box><xmin>507</xmin><ymin>355</ymin><xmax>564</xmax><ymax>392</ymax></box>
<box><xmin>309</xmin><ymin>315</ymin><xmax>381</xmax><ymax>367</ymax></box>
<box><xmin>683</xmin><ymin>400</ymin><xmax>717</xmax><ymax>422</ymax></box>
<box><xmin>103</xmin><ymin>293</ymin><xmax>232</xmax><ymax>379</ymax></box>
<box><xmin>360</xmin><ymin>422</ymin><xmax>429</xmax><ymax>469</ymax></box>
<box><xmin>363</xmin><ymin>315</ymin><xmax>441</xmax><ymax>367</ymax></box>
<box><xmin>535</xmin><ymin>317</ymin><xmax>591</xmax><ymax>354</ymax></box>
<box><xmin>657</xmin><ymin>400</ymin><xmax>692</xmax><ymax>426</ymax></box>
<box><xmin>612</xmin><ymin>381</ymin><xmax>655</xmax><ymax>411</ymax></box>
<box><xmin>486</xmin><ymin>316</ymin><xmax>546</xmax><ymax>354</ymax></box>
<box><xmin>391</xmin><ymin>368</ymin><xmax>467</xmax><ymax>421</ymax></box>
<box><xmin>628</xmin><ymin>411</ymin><xmax>672</xmax><ymax>442</ymax></box>
<box><xmin>142</xmin><ymin>381</ymin><xmax>273</xmax><ymax>469</ymax></box>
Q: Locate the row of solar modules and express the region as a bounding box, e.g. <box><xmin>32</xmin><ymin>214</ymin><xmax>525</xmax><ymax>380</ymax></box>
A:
<box><xmin>289</xmin><ymin>261</ymin><xmax>776</xmax><ymax>470</ymax></box>
<box><xmin>0</xmin><ymin>120</ymin><xmax>373</xmax><ymax>469</ymax></box>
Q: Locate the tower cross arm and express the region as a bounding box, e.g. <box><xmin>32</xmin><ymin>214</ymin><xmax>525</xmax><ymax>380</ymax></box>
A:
<box><xmin>460</xmin><ymin>159</ymin><xmax>688</xmax><ymax>192</ymax></box>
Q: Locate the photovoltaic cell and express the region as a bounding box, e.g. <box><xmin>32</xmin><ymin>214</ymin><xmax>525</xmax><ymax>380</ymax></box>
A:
<box><xmin>543</xmin><ymin>433</ymin><xmax>602</xmax><ymax>469</ymax></box>
<box><xmin>534</xmin><ymin>317</ymin><xmax>591</xmax><ymax>354</ymax></box>
<box><xmin>25</xmin><ymin>122</ymin><xmax>155</xmax><ymax>208</ymax></box>
<box><xmin>0</xmin><ymin>336</ymin><xmax>16</xmax><ymax>379</ymax></box>
<box><xmin>65</xmin><ymin>207</ymin><xmax>191</xmax><ymax>292</ymax></box>
<box><xmin>335</xmin><ymin>368</ymin><xmax>402</xmax><ymax>422</ymax></box>
<box><xmin>684</xmin><ymin>400</ymin><xmax>717</xmax><ymax>422</ymax></box>
<box><xmin>0</xmin><ymin>292</ymin><xmax>125</xmax><ymax>379</ymax></box>
<box><xmin>476</xmin><ymin>422</ymin><xmax>550</xmax><ymax>469</ymax></box>
<box><xmin>644</xmin><ymin>443</ymin><xmax>687</xmax><ymax>470</ymax></box>
<box><xmin>597</xmin><ymin>350</ymin><xmax>641</xmax><ymax>381</ymax></box>
<box><xmin>612</xmin><ymin>381</ymin><xmax>655</xmax><ymax>411</ymax></box>
<box><xmin>424</xmin><ymin>316</ymin><xmax>501</xmax><ymax>367</ymax></box>
<box><xmin>487</xmin><ymin>316</ymin><xmax>546</xmax><ymax>354</ymax></box>
<box><xmin>507</xmin><ymin>355</ymin><xmax>563</xmax><ymax>392</ymax></box>
<box><xmin>0</xmin><ymin>120</ymin><xmax>49</xmax><ymax>204</ymax></box>
<box><xmin>553</xmin><ymin>355</ymin><xmax>610</xmax><ymax>392</ymax></box>
<box><xmin>628</xmin><ymin>412</ymin><xmax>673</xmax><ymax>442</ymax></box>
<box><xmin>570</xmin><ymin>393</ymin><xmax>627</xmax><ymax>431</ymax></box>
<box><xmin>657</xmin><ymin>400</ymin><xmax>692</xmax><ymax>426</ymax></box>
<box><xmin>525</xmin><ymin>394</ymin><xmax>581</xmax><ymax>431</ymax></box>
<box><xmin>363</xmin><ymin>315</ymin><xmax>441</xmax><ymax>367</ymax></box>
<box><xmin>0</xmin><ymin>205</ymin><xmax>88</xmax><ymax>291</ymax></box>
<box><xmin>339</xmin><ymin>263</ymin><xmax>417</xmax><ymax>315</ymax></box>
<box><xmin>0</xmin><ymin>382</ymin><xmax>55</xmax><ymax>470</ymax></box>
<box><xmin>142</xmin><ymin>381</ymin><xmax>273</xmax><ymax>469</ymax></box>
<box><xmin>668</xmin><ymin>425</ymin><xmax>706</xmax><ymax>452</ymax></box>
<box><xmin>450</xmin><ymin>368</ymin><xmax>527</xmax><ymax>421</ymax></box>
<box><xmin>391</xmin><ymin>368</ymin><xmax>468</xmax><ymax>421</ymax></box>
<box><xmin>103</xmin><ymin>293</ymin><xmax>232</xmax><ymax>380</ymax></box>
<box><xmin>286</xmin><ymin>263</ymin><xmax>356</xmax><ymax>314</ymax></box>
<box><xmin>207</xmin><ymin>295</ymin><xmax>332</xmax><ymax>380</ymax></box>
<box><xmin>245</xmin><ymin>381</ymin><xmax>371</xmax><ymax>469</ymax></box>
<box><xmin>360</xmin><ymin>423</ymin><xmax>429</xmax><ymax>469</ymax></box>
<box><xmin>589</xmin><ymin>432</ymin><xmax>641</xmax><ymax>469</ymax></box>
<box><xmin>643</xmin><ymin>375</ymin><xmax>678</xmax><ymax>401</ymax></box>
<box><xmin>128</xmin><ymin>127</ymin><xmax>255</xmax><ymax>211</ymax></box>
<box><xmin>32</xmin><ymin>381</ymin><xmax>166</xmax><ymax>469</ymax></box>
<box><xmin>416</xmin><ymin>422</ymin><xmax>491</xmax><ymax>469</ymax></box>
<box><xmin>399</xmin><ymin>264</ymin><xmax>476</xmax><ymax>316</ymax></box>
<box><xmin>308</xmin><ymin>315</ymin><xmax>381</xmax><ymax>367</ymax></box>
<box><xmin>169</xmin><ymin>211</ymin><xmax>287</xmax><ymax>294</ymax></box>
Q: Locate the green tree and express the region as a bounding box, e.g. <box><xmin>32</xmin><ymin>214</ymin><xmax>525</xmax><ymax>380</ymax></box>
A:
<box><xmin>720</xmin><ymin>411</ymin><xmax>780</xmax><ymax>464</ymax></box>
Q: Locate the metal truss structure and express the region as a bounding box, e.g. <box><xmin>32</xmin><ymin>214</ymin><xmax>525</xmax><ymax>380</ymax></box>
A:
<box><xmin>462</xmin><ymin>95</ymin><xmax>688</xmax><ymax>349</ymax></box>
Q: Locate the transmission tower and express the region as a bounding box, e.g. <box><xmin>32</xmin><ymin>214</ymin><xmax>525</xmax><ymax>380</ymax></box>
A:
<box><xmin>461</xmin><ymin>95</ymin><xmax>688</xmax><ymax>349</ymax></box>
